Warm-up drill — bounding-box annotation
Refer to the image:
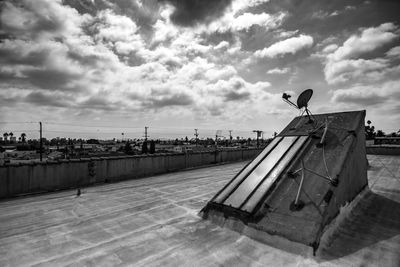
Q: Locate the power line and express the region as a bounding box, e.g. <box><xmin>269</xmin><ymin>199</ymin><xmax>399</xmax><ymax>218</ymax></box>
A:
<box><xmin>0</xmin><ymin>121</ymin><xmax>38</xmax><ymax>124</ymax></box>
<box><xmin>44</xmin><ymin>122</ymin><xmax>144</xmax><ymax>129</ymax></box>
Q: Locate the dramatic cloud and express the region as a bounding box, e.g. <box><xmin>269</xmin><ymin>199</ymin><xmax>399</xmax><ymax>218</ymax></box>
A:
<box><xmin>254</xmin><ymin>35</ymin><xmax>314</xmax><ymax>58</ymax></box>
<box><xmin>1</xmin><ymin>0</ymin><xmax>400</xmax><ymax>138</ymax></box>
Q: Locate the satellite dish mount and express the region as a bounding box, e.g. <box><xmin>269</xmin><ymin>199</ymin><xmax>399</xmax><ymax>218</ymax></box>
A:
<box><xmin>282</xmin><ymin>89</ymin><xmax>314</xmax><ymax>123</ymax></box>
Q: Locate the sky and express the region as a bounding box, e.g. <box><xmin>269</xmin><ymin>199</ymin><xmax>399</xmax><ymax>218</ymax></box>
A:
<box><xmin>0</xmin><ymin>0</ymin><xmax>399</xmax><ymax>140</ymax></box>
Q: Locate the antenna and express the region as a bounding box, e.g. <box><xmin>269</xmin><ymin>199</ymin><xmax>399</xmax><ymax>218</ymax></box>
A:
<box><xmin>282</xmin><ymin>93</ymin><xmax>299</xmax><ymax>109</ymax></box>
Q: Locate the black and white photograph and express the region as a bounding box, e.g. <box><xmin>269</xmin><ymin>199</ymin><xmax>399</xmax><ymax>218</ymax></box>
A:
<box><xmin>0</xmin><ymin>0</ymin><xmax>399</xmax><ymax>266</ymax></box>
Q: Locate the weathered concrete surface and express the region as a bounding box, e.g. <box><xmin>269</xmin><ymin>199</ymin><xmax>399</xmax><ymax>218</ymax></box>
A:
<box><xmin>0</xmin><ymin>155</ymin><xmax>399</xmax><ymax>266</ymax></box>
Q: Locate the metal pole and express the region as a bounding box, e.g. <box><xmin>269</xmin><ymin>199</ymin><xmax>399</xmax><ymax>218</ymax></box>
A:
<box><xmin>294</xmin><ymin>160</ymin><xmax>305</xmax><ymax>206</ymax></box>
<box><xmin>305</xmin><ymin>108</ymin><xmax>311</xmax><ymax>122</ymax></box>
<box><xmin>144</xmin><ymin>127</ymin><xmax>148</xmax><ymax>141</ymax></box>
<box><xmin>194</xmin><ymin>129</ymin><xmax>198</xmax><ymax>146</ymax></box>
<box><xmin>39</xmin><ymin>122</ymin><xmax>42</xmax><ymax>162</ymax></box>
<box><xmin>318</xmin><ymin>118</ymin><xmax>329</xmax><ymax>147</ymax></box>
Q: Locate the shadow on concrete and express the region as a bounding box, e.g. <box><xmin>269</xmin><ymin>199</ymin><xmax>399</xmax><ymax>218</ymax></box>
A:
<box><xmin>317</xmin><ymin>189</ymin><xmax>400</xmax><ymax>261</ymax></box>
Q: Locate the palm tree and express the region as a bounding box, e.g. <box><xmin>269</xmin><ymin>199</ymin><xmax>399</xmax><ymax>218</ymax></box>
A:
<box><xmin>3</xmin><ymin>132</ymin><xmax>8</xmax><ymax>142</ymax></box>
<box><xmin>21</xmin><ymin>133</ymin><xmax>26</xmax><ymax>143</ymax></box>
<box><xmin>9</xmin><ymin>132</ymin><xmax>14</xmax><ymax>143</ymax></box>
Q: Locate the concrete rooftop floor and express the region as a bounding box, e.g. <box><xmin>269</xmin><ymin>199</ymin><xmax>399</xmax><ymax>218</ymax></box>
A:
<box><xmin>0</xmin><ymin>155</ymin><xmax>399</xmax><ymax>267</ymax></box>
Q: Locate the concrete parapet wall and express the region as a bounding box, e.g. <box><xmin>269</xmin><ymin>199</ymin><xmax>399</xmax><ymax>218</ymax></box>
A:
<box><xmin>0</xmin><ymin>149</ymin><xmax>261</xmax><ymax>199</ymax></box>
<box><xmin>366</xmin><ymin>145</ymin><xmax>400</xmax><ymax>155</ymax></box>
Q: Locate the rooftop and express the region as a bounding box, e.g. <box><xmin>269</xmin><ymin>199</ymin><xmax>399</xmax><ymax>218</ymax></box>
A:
<box><xmin>1</xmin><ymin>155</ymin><xmax>399</xmax><ymax>266</ymax></box>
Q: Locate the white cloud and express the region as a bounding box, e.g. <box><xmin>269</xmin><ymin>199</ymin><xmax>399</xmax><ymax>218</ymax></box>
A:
<box><xmin>311</xmin><ymin>10</ymin><xmax>339</xmax><ymax>20</ymax></box>
<box><xmin>323</xmin><ymin>44</ymin><xmax>338</xmax><ymax>53</ymax></box>
<box><xmin>323</xmin><ymin>23</ymin><xmax>399</xmax><ymax>84</ymax></box>
<box><xmin>231</xmin><ymin>12</ymin><xmax>285</xmax><ymax>31</ymax></box>
<box><xmin>276</xmin><ymin>30</ymin><xmax>299</xmax><ymax>38</ymax></box>
<box><xmin>214</xmin><ymin>41</ymin><xmax>230</xmax><ymax>50</ymax></box>
<box><xmin>330</xmin><ymin>23</ymin><xmax>398</xmax><ymax>61</ymax></box>
<box><xmin>93</xmin><ymin>10</ymin><xmax>145</xmax><ymax>55</ymax></box>
<box><xmin>231</xmin><ymin>0</ymin><xmax>271</xmax><ymax>14</ymax></box>
<box><xmin>267</xmin><ymin>67</ymin><xmax>290</xmax><ymax>74</ymax></box>
<box><xmin>254</xmin><ymin>35</ymin><xmax>314</xmax><ymax>58</ymax></box>
<box><xmin>386</xmin><ymin>46</ymin><xmax>400</xmax><ymax>58</ymax></box>
<box><xmin>207</xmin><ymin>12</ymin><xmax>286</xmax><ymax>33</ymax></box>
<box><xmin>325</xmin><ymin>58</ymin><xmax>389</xmax><ymax>84</ymax></box>
<box><xmin>332</xmin><ymin>80</ymin><xmax>400</xmax><ymax>107</ymax></box>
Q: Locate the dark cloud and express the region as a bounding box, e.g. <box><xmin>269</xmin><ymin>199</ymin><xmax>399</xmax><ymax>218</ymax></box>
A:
<box><xmin>1</xmin><ymin>1</ymin><xmax>68</xmax><ymax>39</ymax></box>
<box><xmin>63</xmin><ymin>0</ymin><xmax>100</xmax><ymax>16</ymax></box>
<box><xmin>65</xmin><ymin>0</ymin><xmax>160</xmax><ymax>37</ymax></box>
<box><xmin>223</xmin><ymin>91</ymin><xmax>251</xmax><ymax>101</ymax></box>
<box><xmin>258</xmin><ymin>0</ymin><xmax>400</xmax><ymax>45</ymax></box>
<box><xmin>0</xmin><ymin>44</ymin><xmax>48</xmax><ymax>66</ymax></box>
<box><xmin>160</xmin><ymin>0</ymin><xmax>232</xmax><ymax>27</ymax></box>
<box><xmin>24</xmin><ymin>91</ymin><xmax>73</xmax><ymax>107</ymax></box>
<box><xmin>0</xmin><ymin>94</ymin><xmax>21</xmax><ymax>107</ymax></box>
<box><xmin>333</xmin><ymin>92</ymin><xmax>386</xmax><ymax>106</ymax></box>
<box><xmin>144</xmin><ymin>92</ymin><xmax>194</xmax><ymax>108</ymax></box>
<box><xmin>217</xmin><ymin>78</ymin><xmax>252</xmax><ymax>102</ymax></box>
<box><xmin>78</xmin><ymin>96</ymin><xmax>123</xmax><ymax>111</ymax></box>
<box><xmin>22</xmin><ymin>68</ymin><xmax>82</xmax><ymax>91</ymax></box>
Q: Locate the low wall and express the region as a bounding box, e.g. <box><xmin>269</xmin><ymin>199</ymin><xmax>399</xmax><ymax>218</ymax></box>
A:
<box><xmin>366</xmin><ymin>145</ymin><xmax>400</xmax><ymax>155</ymax></box>
<box><xmin>0</xmin><ymin>149</ymin><xmax>261</xmax><ymax>199</ymax></box>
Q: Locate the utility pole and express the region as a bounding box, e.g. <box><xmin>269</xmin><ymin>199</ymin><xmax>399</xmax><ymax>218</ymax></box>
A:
<box><xmin>144</xmin><ymin>126</ymin><xmax>148</xmax><ymax>141</ymax></box>
<box><xmin>229</xmin><ymin>130</ymin><xmax>232</xmax><ymax>144</ymax></box>
<box><xmin>253</xmin><ymin>130</ymin><xmax>263</xmax><ymax>148</ymax></box>
<box><xmin>194</xmin><ymin>129</ymin><xmax>199</xmax><ymax>146</ymax></box>
<box><xmin>39</xmin><ymin>121</ymin><xmax>43</xmax><ymax>161</ymax></box>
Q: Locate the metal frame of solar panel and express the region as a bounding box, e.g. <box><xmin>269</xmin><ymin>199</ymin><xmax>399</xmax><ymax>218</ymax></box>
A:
<box><xmin>208</xmin><ymin>135</ymin><xmax>309</xmax><ymax>216</ymax></box>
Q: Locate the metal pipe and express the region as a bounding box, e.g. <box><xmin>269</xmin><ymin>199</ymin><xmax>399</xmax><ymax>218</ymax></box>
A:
<box><xmin>318</xmin><ymin>118</ymin><xmax>329</xmax><ymax>147</ymax></box>
<box><xmin>304</xmin><ymin>167</ymin><xmax>331</xmax><ymax>182</ymax></box>
<box><xmin>294</xmin><ymin>160</ymin><xmax>305</xmax><ymax>205</ymax></box>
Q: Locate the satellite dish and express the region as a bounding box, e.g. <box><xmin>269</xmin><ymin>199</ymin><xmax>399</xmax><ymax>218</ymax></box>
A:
<box><xmin>296</xmin><ymin>89</ymin><xmax>313</xmax><ymax>109</ymax></box>
<box><xmin>282</xmin><ymin>88</ymin><xmax>316</xmax><ymax>125</ymax></box>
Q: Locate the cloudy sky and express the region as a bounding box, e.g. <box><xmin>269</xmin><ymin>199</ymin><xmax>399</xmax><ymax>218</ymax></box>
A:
<box><xmin>1</xmin><ymin>0</ymin><xmax>399</xmax><ymax>140</ymax></box>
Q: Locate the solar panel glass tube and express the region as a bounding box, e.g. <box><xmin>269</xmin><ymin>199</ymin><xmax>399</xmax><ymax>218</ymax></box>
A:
<box><xmin>222</xmin><ymin>136</ymin><xmax>297</xmax><ymax>208</ymax></box>
<box><xmin>213</xmin><ymin>137</ymin><xmax>282</xmax><ymax>203</ymax></box>
<box><xmin>241</xmin><ymin>136</ymin><xmax>308</xmax><ymax>212</ymax></box>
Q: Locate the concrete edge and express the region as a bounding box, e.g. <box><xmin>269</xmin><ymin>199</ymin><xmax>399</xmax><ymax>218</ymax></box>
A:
<box><xmin>316</xmin><ymin>185</ymin><xmax>371</xmax><ymax>254</ymax></box>
<box><xmin>199</xmin><ymin>209</ymin><xmax>313</xmax><ymax>258</ymax></box>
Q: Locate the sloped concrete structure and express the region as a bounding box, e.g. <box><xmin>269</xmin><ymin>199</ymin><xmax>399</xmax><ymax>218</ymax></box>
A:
<box><xmin>201</xmin><ymin>110</ymin><xmax>368</xmax><ymax>252</ymax></box>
